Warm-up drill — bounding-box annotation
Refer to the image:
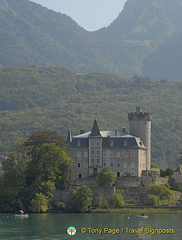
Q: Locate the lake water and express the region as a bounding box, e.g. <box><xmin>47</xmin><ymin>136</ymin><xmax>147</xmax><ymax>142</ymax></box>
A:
<box><xmin>0</xmin><ymin>213</ymin><xmax>181</xmax><ymax>239</ymax></box>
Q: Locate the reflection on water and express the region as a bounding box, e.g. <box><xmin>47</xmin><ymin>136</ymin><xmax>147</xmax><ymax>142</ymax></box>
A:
<box><xmin>0</xmin><ymin>213</ymin><xmax>181</xmax><ymax>239</ymax></box>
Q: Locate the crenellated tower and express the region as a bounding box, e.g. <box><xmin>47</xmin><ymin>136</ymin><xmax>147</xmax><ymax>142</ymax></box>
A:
<box><xmin>128</xmin><ymin>107</ymin><xmax>152</xmax><ymax>170</ymax></box>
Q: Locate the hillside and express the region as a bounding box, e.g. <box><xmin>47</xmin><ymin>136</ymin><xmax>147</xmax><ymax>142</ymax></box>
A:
<box><xmin>0</xmin><ymin>66</ymin><xmax>182</xmax><ymax>169</ymax></box>
<box><xmin>1</xmin><ymin>0</ymin><xmax>182</xmax><ymax>80</ymax></box>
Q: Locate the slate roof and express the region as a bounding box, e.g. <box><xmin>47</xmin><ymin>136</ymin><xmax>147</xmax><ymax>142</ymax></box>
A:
<box><xmin>90</xmin><ymin>119</ymin><xmax>101</xmax><ymax>137</ymax></box>
<box><xmin>69</xmin><ymin>131</ymin><xmax>146</xmax><ymax>149</ymax></box>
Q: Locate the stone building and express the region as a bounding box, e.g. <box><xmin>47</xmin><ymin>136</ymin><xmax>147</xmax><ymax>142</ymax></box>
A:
<box><xmin>67</xmin><ymin>107</ymin><xmax>152</xmax><ymax>181</ymax></box>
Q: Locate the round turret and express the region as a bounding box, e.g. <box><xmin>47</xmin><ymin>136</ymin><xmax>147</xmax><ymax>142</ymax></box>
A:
<box><xmin>128</xmin><ymin>107</ymin><xmax>152</xmax><ymax>170</ymax></box>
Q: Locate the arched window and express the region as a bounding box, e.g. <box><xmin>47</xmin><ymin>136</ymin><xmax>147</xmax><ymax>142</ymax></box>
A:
<box><xmin>117</xmin><ymin>172</ymin><xmax>120</xmax><ymax>177</ymax></box>
<box><xmin>79</xmin><ymin>174</ymin><xmax>82</xmax><ymax>179</ymax></box>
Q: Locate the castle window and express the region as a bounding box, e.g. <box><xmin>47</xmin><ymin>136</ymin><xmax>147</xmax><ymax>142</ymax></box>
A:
<box><xmin>77</xmin><ymin>140</ymin><xmax>81</xmax><ymax>147</ymax></box>
<box><xmin>79</xmin><ymin>174</ymin><xmax>82</xmax><ymax>179</ymax></box>
<box><xmin>91</xmin><ymin>150</ymin><xmax>94</xmax><ymax>156</ymax></box>
<box><xmin>117</xmin><ymin>162</ymin><xmax>120</xmax><ymax>168</ymax></box>
<box><xmin>110</xmin><ymin>140</ymin><xmax>114</xmax><ymax>147</ymax></box>
<box><xmin>123</xmin><ymin>162</ymin><xmax>127</xmax><ymax>168</ymax></box>
<box><xmin>131</xmin><ymin>162</ymin><xmax>135</xmax><ymax>168</ymax></box>
<box><xmin>97</xmin><ymin>159</ymin><xmax>100</xmax><ymax>164</ymax></box>
<box><xmin>117</xmin><ymin>172</ymin><xmax>120</xmax><ymax>177</ymax></box>
<box><xmin>124</xmin><ymin>140</ymin><xmax>127</xmax><ymax>146</ymax></box>
<box><xmin>110</xmin><ymin>163</ymin><xmax>114</xmax><ymax>168</ymax></box>
<box><xmin>77</xmin><ymin>151</ymin><xmax>81</xmax><ymax>158</ymax></box>
<box><xmin>131</xmin><ymin>151</ymin><xmax>135</xmax><ymax>158</ymax></box>
<box><xmin>103</xmin><ymin>162</ymin><xmax>106</xmax><ymax>166</ymax></box>
<box><xmin>96</xmin><ymin>150</ymin><xmax>100</xmax><ymax>156</ymax></box>
<box><xmin>131</xmin><ymin>172</ymin><xmax>135</xmax><ymax>176</ymax></box>
<box><xmin>77</xmin><ymin>163</ymin><xmax>81</xmax><ymax>168</ymax></box>
<box><xmin>123</xmin><ymin>152</ymin><xmax>127</xmax><ymax>158</ymax></box>
<box><xmin>91</xmin><ymin>140</ymin><xmax>95</xmax><ymax>147</ymax></box>
<box><xmin>92</xmin><ymin>159</ymin><xmax>94</xmax><ymax>164</ymax></box>
<box><xmin>116</xmin><ymin>152</ymin><xmax>120</xmax><ymax>158</ymax></box>
<box><xmin>110</xmin><ymin>151</ymin><xmax>114</xmax><ymax>158</ymax></box>
<box><xmin>96</xmin><ymin>141</ymin><xmax>100</xmax><ymax>146</ymax></box>
<box><xmin>84</xmin><ymin>162</ymin><xmax>88</xmax><ymax>168</ymax></box>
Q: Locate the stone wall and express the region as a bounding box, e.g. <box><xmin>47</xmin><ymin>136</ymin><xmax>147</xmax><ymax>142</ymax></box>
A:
<box><xmin>53</xmin><ymin>186</ymin><xmax>115</xmax><ymax>204</ymax></box>
<box><xmin>115</xmin><ymin>176</ymin><xmax>141</xmax><ymax>188</ymax></box>
<box><xmin>73</xmin><ymin>176</ymin><xmax>98</xmax><ymax>186</ymax></box>
<box><xmin>115</xmin><ymin>170</ymin><xmax>168</xmax><ymax>189</ymax></box>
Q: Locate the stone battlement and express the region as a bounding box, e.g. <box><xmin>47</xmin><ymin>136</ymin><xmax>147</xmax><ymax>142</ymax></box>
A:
<box><xmin>128</xmin><ymin>107</ymin><xmax>152</xmax><ymax>121</ymax></box>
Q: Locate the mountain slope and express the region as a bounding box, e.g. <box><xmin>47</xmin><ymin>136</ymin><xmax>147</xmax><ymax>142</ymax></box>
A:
<box><xmin>0</xmin><ymin>66</ymin><xmax>182</xmax><ymax>169</ymax></box>
<box><xmin>1</xmin><ymin>0</ymin><xmax>182</xmax><ymax>79</ymax></box>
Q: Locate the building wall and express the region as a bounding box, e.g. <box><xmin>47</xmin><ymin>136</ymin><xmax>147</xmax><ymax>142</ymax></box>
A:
<box><xmin>68</xmin><ymin>145</ymin><xmax>147</xmax><ymax>180</ymax></box>
<box><xmin>171</xmin><ymin>173</ymin><xmax>182</xmax><ymax>184</ymax></box>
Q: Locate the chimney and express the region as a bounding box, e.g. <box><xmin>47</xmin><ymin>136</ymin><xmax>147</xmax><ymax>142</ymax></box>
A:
<box><xmin>80</xmin><ymin>129</ymin><xmax>85</xmax><ymax>134</ymax></box>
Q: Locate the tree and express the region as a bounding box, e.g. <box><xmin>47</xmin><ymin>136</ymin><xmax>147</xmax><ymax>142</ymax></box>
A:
<box><xmin>0</xmin><ymin>131</ymin><xmax>73</xmax><ymax>212</ymax></box>
<box><xmin>147</xmin><ymin>194</ymin><xmax>160</xmax><ymax>206</ymax></box>
<box><xmin>30</xmin><ymin>193</ymin><xmax>50</xmax><ymax>213</ymax></box>
<box><xmin>151</xmin><ymin>163</ymin><xmax>161</xmax><ymax>169</ymax></box>
<box><xmin>149</xmin><ymin>185</ymin><xmax>174</xmax><ymax>201</ymax></box>
<box><xmin>97</xmin><ymin>166</ymin><xmax>116</xmax><ymax>186</ymax></box>
<box><xmin>26</xmin><ymin>142</ymin><xmax>73</xmax><ymax>189</ymax></box>
<box><xmin>0</xmin><ymin>152</ymin><xmax>30</xmax><ymax>212</ymax></box>
<box><xmin>112</xmin><ymin>193</ymin><xmax>125</xmax><ymax>208</ymax></box>
<box><xmin>94</xmin><ymin>194</ymin><xmax>109</xmax><ymax>209</ymax></box>
<box><xmin>160</xmin><ymin>168</ymin><xmax>173</xmax><ymax>177</ymax></box>
<box><xmin>71</xmin><ymin>186</ymin><xmax>93</xmax><ymax>212</ymax></box>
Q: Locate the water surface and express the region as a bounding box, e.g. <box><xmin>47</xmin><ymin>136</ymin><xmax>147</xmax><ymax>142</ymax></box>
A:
<box><xmin>0</xmin><ymin>213</ymin><xmax>181</xmax><ymax>239</ymax></box>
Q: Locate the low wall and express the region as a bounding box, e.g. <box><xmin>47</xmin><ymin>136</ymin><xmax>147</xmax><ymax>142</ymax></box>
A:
<box><xmin>54</xmin><ymin>186</ymin><xmax>115</xmax><ymax>203</ymax></box>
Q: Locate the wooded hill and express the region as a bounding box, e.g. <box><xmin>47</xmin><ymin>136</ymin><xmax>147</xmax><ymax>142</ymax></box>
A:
<box><xmin>1</xmin><ymin>0</ymin><xmax>182</xmax><ymax>80</ymax></box>
<box><xmin>0</xmin><ymin>66</ymin><xmax>181</xmax><ymax>169</ymax></box>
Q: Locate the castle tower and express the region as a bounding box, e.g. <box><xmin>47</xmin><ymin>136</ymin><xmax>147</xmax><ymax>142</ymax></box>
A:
<box><xmin>128</xmin><ymin>107</ymin><xmax>152</xmax><ymax>170</ymax></box>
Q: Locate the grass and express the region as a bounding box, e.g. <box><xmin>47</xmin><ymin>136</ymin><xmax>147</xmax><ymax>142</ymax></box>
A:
<box><xmin>92</xmin><ymin>208</ymin><xmax>182</xmax><ymax>214</ymax></box>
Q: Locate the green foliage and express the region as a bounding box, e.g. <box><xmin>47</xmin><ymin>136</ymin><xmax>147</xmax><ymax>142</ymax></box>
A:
<box><xmin>149</xmin><ymin>185</ymin><xmax>174</xmax><ymax>201</ymax></box>
<box><xmin>71</xmin><ymin>186</ymin><xmax>93</xmax><ymax>212</ymax></box>
<box><xmin>94</xmin><ymin>194</ymin><xmax>109</xmax><ymax>209</ymax></box>
<box><xmin>112</xmin><ymin>193</ymin><xmax>125</xmax><ymax>208</ymax></box>
<box><xmin>151</xmin><ymin>163</ymin><xmax>161</xmax><ymax>169</ymax></box>
<box><xmin>146</xmin><ymin>194</ymin><xmax>160</xmax><ymax>206</ymax></box>
<box><xmin>0</xmin><ymin>131</ymin><xmax>73</xmax><ymax>212</ymax></box>
<box><xmin>160</xmin><ymin>168</ymin><xmax>173</xmax><ymax>177</ymax></box>
<box><xmin>30</xmin><ymin>193</ymin><xmax>50</xmax><ymax>213</ymax></box>
<box><xmin>168</xmin><ymin>178</ymin><xmax>182</xmax><ymax>192</ymax></box>
<box><xmin>52</xmin><ymin>201</ymin><xmax>66</xmax><ymax>212</ymax></box>
<box><xmin>0</xmin><ymin>66</ymin><xmax>181</xmax><ymax>169</ymax></box>
<box><xmin>141</xmin><ymin>180</ymin><xmax>146</xmax><ymax>188</ymax></box>
<box><xmin>97</xmin><ymin>166</ymin><xmax>116</xmax><ymax>186</ymax></box>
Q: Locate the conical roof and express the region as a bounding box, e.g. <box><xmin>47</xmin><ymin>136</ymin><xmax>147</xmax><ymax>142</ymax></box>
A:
<box><xmin>90</xmin><ymin>120</ymin><xmax>101</xmax><ymax>137</ymax></box>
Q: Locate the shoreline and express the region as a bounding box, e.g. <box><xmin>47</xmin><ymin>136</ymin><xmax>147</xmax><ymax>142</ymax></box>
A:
<box><xmin>91</xmin><ymin>207</ymin><xmax>182</xmax><ymax>214</ymax></box>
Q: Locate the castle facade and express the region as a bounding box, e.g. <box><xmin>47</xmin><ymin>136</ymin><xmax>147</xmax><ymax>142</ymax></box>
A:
<box><xmin>67</xmin><ymin>107</ymin><xmax>152</xmax><ymax>180</ymax></box>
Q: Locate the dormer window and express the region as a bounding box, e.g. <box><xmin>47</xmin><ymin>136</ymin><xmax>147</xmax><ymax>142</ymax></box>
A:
<box><xmin>77</xmin><ymin>140</ymin><xmax>81</xmax><ymax>147</ymax></box>
<box><xmin>110</xmin><ymin>140</ymin><xmax>114</xmax><ymax>147</ymax></box>
<box><xmin>124</xmin><ymin>140</ymin><xmax>127</xmax><ymax>146</ymax></box>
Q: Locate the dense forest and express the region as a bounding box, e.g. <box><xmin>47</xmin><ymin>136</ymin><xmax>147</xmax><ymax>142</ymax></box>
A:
<box><xmin>0</xmin><ymin>66</ymin><xmax>181</xmax><ymax>169</ymax></box>
<box><xmin>1</xmin><ymin>0</ymin><xmax>182</xmax><ymax>80</ymax></box>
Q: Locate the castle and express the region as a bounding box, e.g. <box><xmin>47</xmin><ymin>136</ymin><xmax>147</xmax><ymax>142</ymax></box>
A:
<box><xmin>67</xmin><ymin>107</ymin><xmax>152</xmax><ymax>180</ymax></box>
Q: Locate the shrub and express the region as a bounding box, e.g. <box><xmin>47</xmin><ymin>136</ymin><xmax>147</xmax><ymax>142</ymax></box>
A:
<box><xmin>71</xmin><ymin>186</ymin><xmax>93</xmax><ymax>212</ymax></box>
<box><xmin>112</xmin><ymin>193</ymin><xmax>125</xmax><ymax>208</ymax></box>
<box><xmin>94</xmin><ymin>194</ymin><xmax>109</xmax><ymax>209</ymax></box>
<box><xmin>97</xmin><ymin>166</ymin><xmax>116</xmax><ymax>186</ymax></box>
<box><xmin>147</xmin><ymin>194</ymin><xmax>160</xmax><ymax>206</ymax></box>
